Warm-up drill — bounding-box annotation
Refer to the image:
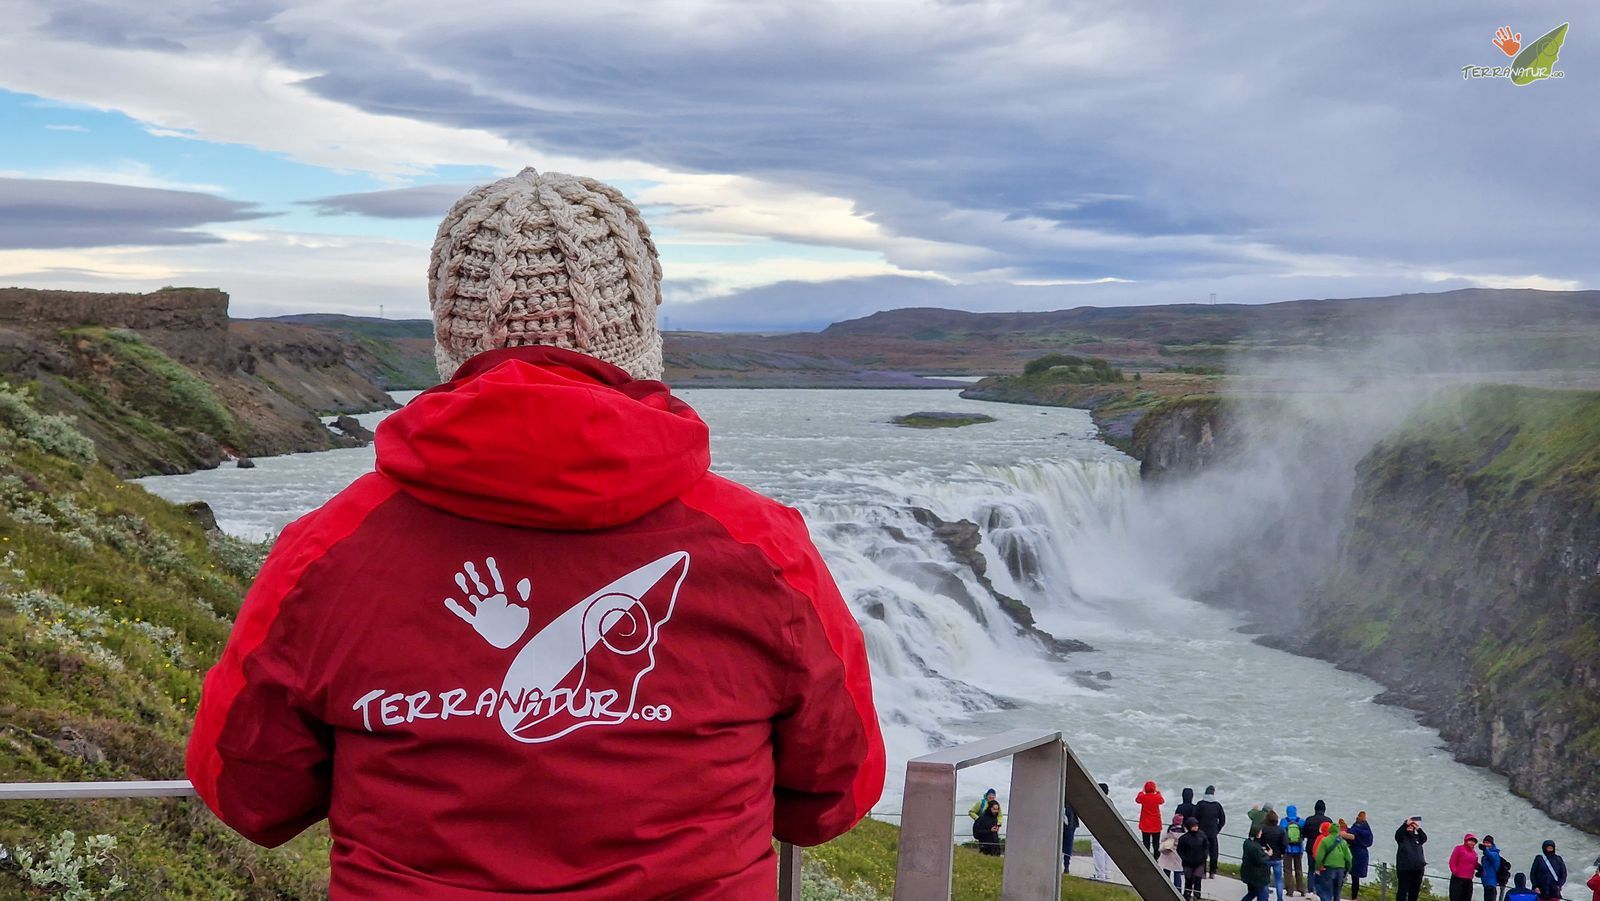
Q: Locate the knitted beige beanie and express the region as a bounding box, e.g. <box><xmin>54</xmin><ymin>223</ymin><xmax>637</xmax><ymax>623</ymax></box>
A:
<box><xmin>429</xmin><ymin>167</ymin><xmax>664</xmax><ymax>381</ymax></box>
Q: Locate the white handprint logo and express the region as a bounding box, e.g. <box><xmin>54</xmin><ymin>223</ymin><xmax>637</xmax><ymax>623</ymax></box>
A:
<box><xmin>444</xmin><ymin>557</ymin><xmax>531</xmax><ymax>649</ymax></box>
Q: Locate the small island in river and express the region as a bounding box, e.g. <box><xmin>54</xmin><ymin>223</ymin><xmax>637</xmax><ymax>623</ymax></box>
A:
<box><xmin>891</xmin><ymin>411</ymin><xmax>997</xmax><ymax>429</ymax></box>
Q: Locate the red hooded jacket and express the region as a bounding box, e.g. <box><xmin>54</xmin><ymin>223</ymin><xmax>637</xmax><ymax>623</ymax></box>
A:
<box><xmin>1135</xmin><ymin>782</ymin><xmax>1165</xmax><ymax>833</ymax></box>
<box><xmin>187</xmin><ymin>347</ymin><xmax>886</xmax><ymax>899</ymax></box>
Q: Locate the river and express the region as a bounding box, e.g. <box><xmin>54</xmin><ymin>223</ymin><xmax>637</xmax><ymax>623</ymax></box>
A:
<box><xmin>138</xmin><ymin>387</ymin><xmax>1597</xmax><ymax>887</ymax></box>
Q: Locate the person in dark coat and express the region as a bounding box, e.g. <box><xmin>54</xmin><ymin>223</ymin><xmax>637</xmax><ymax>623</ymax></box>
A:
<box><xmin>1242</xmin><ymin>826</ymin><xmax>1274</xmax><ymax>901</ymax></box>
<box><xmin>1195</xmin><ymin>786</ymin><xmax>1227</xmax><ymax>877</ymax></box>
<box><xmin>1259</xmin><ymin>809</ymin><xmax>1288</xmax><ymax>901</ymax></box>
<box><xmin>1394</xmin><ymin>818</ymin><xmax>1429</xmax><ymax>901</ymax></box>
<box><xmin>1348</xmin><ymin>812</ymin><xmax>1374</xmax><ymax>899</ymax></box>
<box><xmin>1303</xmin><ymin>801</ymin><xmax>1332</xmax><ymax>863</ymax></box>
<box><xmin>973</xmin><ymin>800</ymin><xmax>1003</xmax><ymax>856</ymax></box>
<box><xmin>1177</xmin><ymin>817</ymin><xmax>1212</xmax><ymax>901</ymax></box>
<box><xmin>1063</xmin><ymin>798</ymin><xmax>1080</xmax><ymax>873</ymax></box>
<box><xmin>1176</xmin><ymin>787</ymin><xmax>1197</xmax><ymax>823</ymax></box>
<box><xmin>1530</xmin><ymin>840</ymin><xmax>1566</xmax><ymax>901</ymax></box>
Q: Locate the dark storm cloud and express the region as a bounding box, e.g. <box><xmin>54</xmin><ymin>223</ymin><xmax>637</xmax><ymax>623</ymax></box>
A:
<box><xmin>0</xmin><ymin>178</ymin><xmax>269</xmax><ymax>249</ymax></box>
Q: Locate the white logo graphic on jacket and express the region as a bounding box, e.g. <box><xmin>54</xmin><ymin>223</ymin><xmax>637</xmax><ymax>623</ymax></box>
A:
<box><xmin>355</xmin><ymin>551</ymin><xmax>688</xmax><ymax>743</ymax></box>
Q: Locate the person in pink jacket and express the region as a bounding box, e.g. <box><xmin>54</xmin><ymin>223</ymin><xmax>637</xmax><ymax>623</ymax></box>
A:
<box><xmin>1449</xmin><ymin>834</ymin><xmax>1482</xmax><ymax>901</ymax></box>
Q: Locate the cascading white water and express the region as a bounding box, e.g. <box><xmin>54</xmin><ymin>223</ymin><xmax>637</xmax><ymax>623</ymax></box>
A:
<box><xmin>793</xmin><ymin>456</ymin><xmax>1140</xmax><ymax>781</ymax></box>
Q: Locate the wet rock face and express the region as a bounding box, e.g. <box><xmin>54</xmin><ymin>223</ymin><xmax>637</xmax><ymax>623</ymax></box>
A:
<box><xmin>330</xmin><ymin>414</ymin><xmax>375</xmax><ymax>443</ymax></box>
<box><xmin>1295</xmin><ymin>435</ymin><xmax>1600</xmax><ymax>833</ymax></box>
<box><xmin>907</xmin><ymin>506</ymin><xmax>1091</xmax><ymax>655</ymax></box>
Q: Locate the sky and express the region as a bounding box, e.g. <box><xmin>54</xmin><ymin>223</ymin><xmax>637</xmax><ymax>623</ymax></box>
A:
<box><xmin>0</xmin><ymin>1</ymin><xmax>1595</xmax><ymax>330</ymax></box>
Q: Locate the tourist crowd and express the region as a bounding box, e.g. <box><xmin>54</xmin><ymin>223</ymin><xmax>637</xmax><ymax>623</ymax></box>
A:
<box><xmin>972</xmin><ymin>781</ymin><xmax>1598</xmax><ymax>901</ymax></box>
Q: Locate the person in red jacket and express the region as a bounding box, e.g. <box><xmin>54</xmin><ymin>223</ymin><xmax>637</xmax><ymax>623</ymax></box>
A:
<box><xmin>187</xmin><ymin>168</ymin><xmax>886</xmax><ymax>899</ymax></box>
<box><xmin>1136</xmin><ymin>781</ymin><xmax>1166</xmax><ymax>854</ymax></box>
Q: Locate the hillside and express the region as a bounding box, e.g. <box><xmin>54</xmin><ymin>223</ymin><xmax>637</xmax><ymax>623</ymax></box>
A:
<box><xmin>1286</xmin><ymin>385</ymin><xmax>1600</xmax><ymax>832</ymax></box>
<box><xmin>1</xmin><ymin>288</ymin><xmax>399</xmax><ymax>477</ymax></box>
<box><xmin>266</xmin><ymin>314</ymin><xmax>437</xmax><ymax>391</ymax></box>
<box><xmin>664</xmin><ymin>288</ymin><xmax>1600</xmax><ymax>385</ymax></box>
<box><xmin>0</xmin><ymin>385</ymin><xmax>329</xmax><ymax>897</ymax></box>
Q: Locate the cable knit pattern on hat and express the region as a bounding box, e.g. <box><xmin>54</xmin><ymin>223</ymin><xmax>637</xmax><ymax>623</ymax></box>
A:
<box><xmin>429</xmin><ymin>168</ymin><xmax>664</xmax><ymax>381</ymax></box>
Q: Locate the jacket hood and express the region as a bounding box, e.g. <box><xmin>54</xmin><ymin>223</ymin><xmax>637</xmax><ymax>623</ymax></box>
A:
<box><xmin>1286</xmin><ymin>805</ymin><xmax>1298</xmax><ymax>819</ymax></box>
<box><xmin>376</xmin><ymin>347</ymin><xmax>711</xmax><ymax>530</ymax></box>
<box><xmin>1319</xmin><ymin>822</ymin><xmax>1332</xmax><ymax>835</ymax></box>
<box><xmin>1182</xmin><ymin>788</ymin><xmax>1194</xmax><ymax>803</ymax></box>
<box><xmin>1314</xmin><ymin>800</ymin><xmax>1326</xmax><ymax>813</ymax></box>
<box><xmin>1464</xmin><ymin>833</ymin><xmax>1477</xmax><ymax>844</ymax></box>
<box><xmin>1144</xmin><ymin>781</ymin><xmax>1157</xmax><ymax>792</ymax></box>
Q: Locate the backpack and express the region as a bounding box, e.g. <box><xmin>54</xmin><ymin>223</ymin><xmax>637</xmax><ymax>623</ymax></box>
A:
<box><xmin>1496</xmin><ymin>855</ymin><xmax>1511</xmax><ymax>885</ymax></box>
<box><xmin>1287</xmin><ymin>822</ymin><xmax>1302</xmax><ymax>844</ymax></box>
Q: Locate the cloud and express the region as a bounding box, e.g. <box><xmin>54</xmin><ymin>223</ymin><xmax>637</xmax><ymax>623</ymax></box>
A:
<box><xmin>0</xmin><ymin>177</ymin><xmax>268</xmax><ymax>249</ymax></box>
<box><xmin>43</xmin><ymin>123</ymin><xmax>87</xmax><ymax>132</ymax></box>
<box><xmin>301</xmin><ymin>183</ymin><xmax>472</xmax><ymax>219</ymax></box>
<box><xmin>1</xmin><ymin>0</ymin><xmax>1594</xmax><ymax>323</ymax></box>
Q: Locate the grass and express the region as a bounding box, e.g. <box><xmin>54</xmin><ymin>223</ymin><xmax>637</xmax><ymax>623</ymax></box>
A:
<box><xmin>1385</xmin><ymin>384</ymin><xmax>1600</xmax><ymax>503</ymax></box>
<box><xmin>806</xmin><ymin>818</ymin><xmax>1138</xmax><ymax>900</ymax></box>
<box><xmin>0</xmin><ymin>381</ymin><xmax>328</xmax><ymax>898</ymax></box>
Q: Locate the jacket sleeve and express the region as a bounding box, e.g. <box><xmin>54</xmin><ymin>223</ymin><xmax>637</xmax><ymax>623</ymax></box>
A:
<box><xmin>768</xmin><ymin>510</ymin><xmax>887</xmax><ymax>847</ymax></box>
<box><xmin>185</xmin><ymin>540</ymin><xmax>328</xmax><ymax>845</ymax></box>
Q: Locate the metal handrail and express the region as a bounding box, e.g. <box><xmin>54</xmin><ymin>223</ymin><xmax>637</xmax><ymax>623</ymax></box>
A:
<box><xmin>1</xmin><ymin>779</ymin><xmax>805</xmax><ymax>901</ymax></box>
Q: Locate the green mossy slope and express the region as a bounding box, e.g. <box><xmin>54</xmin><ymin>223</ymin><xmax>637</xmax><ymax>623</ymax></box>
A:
<box><xmin>0</xmin><ymin>381</ymin><xmax>328</xmax><ymax>898</ymax></box>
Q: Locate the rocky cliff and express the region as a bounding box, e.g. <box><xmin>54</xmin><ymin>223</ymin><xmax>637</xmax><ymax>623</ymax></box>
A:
<box><xmin>1</xmin><ymin>287</ymin><xmax>396</xmax><ymax>476</ymax></box>
<box><xmin>1285</xmin><ymin>385</ymin><xmax>1600</xmax><ymax>832</ymax></box>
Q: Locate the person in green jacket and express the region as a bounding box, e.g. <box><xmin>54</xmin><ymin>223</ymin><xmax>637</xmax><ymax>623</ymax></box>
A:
<box><xmin>1242</xmin><ymin>826</ymin><xmax>1274</xmax><ymax>901</ymax></box>
<box><xmin>1314</xmin><ymin>822</ymin><xmax>1354</xmax><ymax>901</ymax></box>
<box><xmin>969</xmin><ymin>788</ymin><xmax>1002</xmax><ymax>826</ymax></box>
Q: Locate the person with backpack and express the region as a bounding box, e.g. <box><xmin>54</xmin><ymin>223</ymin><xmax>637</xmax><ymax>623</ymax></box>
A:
<box><xmin>1314</xmin><ymin>821</ymin><xmax>1353</xmax><ymax>901</ymax></box>
<box><xmin>1196</xmin><ymin>785</ymin><xmax>1228</xmax><ymax>877</ymax></box>
<box><xmin>1261</xmin><ymin>809</ymin><xmax>1289</xmax><ymax>901</ymax></box>
<box><xmin>1160</xmin><ymin>813</ymin><xmax>1186</xmax><ymax>888</ymax></box>
<box><xmin>1481</xmin><ymin>835</ymin><xmax>1508</xmax><ymax>901</ymax></box>
<box><xmin>1137</xmin><ymin>781</ymin><xmax>1167</xmax><ymax>854</ymax></box>
<box><xmin>1395</xmin><ymin>817</ymin><xmax>1429</xmax><ymax>901</ymax></box>
<box><xmin>1348</xmin><ymin>811</ymin><xmax>1374</xmax><ymax>899</ymax></box>
<box><xmin>1242</xmin><ymin>825</ymin><xmax>1275</xmax><ymax>901</ymax></box>
<box><xmin>1504</xmin><ymin>873</ymin><xmax>1538</xmax><ymax>901</ymax></box>
<box><xmin>1530</xmin><ymin>840</ymin><xmax>1567</xmax><ymax>901</ymax></box>
<box><xmin>1449</xmin><ymin>834</ymin><xmax>1482</xmax><ymax>901</ymax></box>
<box><xmin>1178</xmin><ymin>816</ymin><xmax>1212</xmax><ymax>901</ymax></box>
<box><xmin>1285</xmin><ymin>804</ymin><xmax>1309</xmax><ymax>897</ymax></box>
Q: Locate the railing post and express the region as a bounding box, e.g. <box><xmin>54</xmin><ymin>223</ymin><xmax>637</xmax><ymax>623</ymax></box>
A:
<box><xmin>893</xmin><ymin>756</ymin><xmax>959</xmax><ymax>899</ymax></box>
<box><xmin>1060</xmin><ymin>739</ymin><xmax>1182</xmax><ymax>900</ymax></box>
<box><xmin>777</xmin><ymin>842</ymin><xmax>802</xmax><ymax>901</ymax></box>
<box><xmin>1000</xmin><ymin>738</ymin><xmax>1063</xmax><ymax>900</ymax></box>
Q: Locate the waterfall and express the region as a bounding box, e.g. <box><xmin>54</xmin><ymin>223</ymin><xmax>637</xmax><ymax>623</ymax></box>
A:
<box><xmin>795</xmin><ymin>456</ymin><xmax>1142</xmax><ymax>789</ymax></box>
